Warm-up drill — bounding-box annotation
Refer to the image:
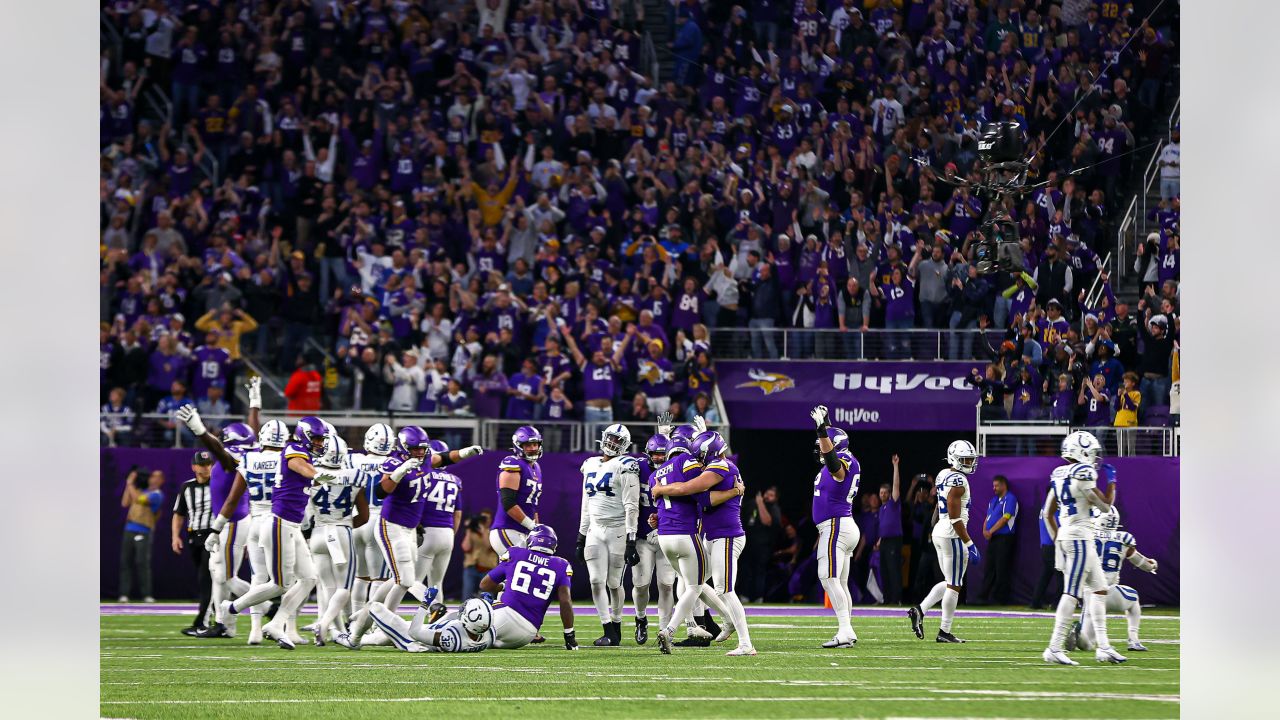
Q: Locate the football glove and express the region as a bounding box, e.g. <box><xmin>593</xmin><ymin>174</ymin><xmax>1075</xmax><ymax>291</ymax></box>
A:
<box><xmin>458</xmin><ymin>445</ymin><xmax>483</xmax><ymax>458</ymax></box>
<box><xmin>246</xmin><ymin>376</ymin><xmax>262</xmax><ymax>410</ymax></box>
<box><xmin>809</xmin><ymin>405</ymin><xmax>829</xmax><ymax>429</ymax></box>
<box><xmin>1099</xmin><ymin>462</ymin><xmax>1118</xmax><ymax>487</ymax></box>
<box><xmin>564</xmin><ymin>628</ymin><xmax>579</xmax><ymax>650</ymax></box>
<box><xmin>575</xmin><ymin>533</ymin><xmax>587</xmax><ymax>565</ymax></box>
<box><xmin>480</xmin><ymin>592</ymin><xmax>494</xmax><ymax>604</ymax></box>
<box><xmin>176</xmin><ymin>406</ymin><xmax>207</xmax><ymax>436</ymax></box>
<box><xmin>691</xmin><ymin>415</ymin><xmax>707</xmax><ymax>434</ymax></box>
<box><xmin>389</xmin><ymin>457</ymin><xmax>422</xmax><ymax>482</ymax></box>
<box><xmin>965</xmin><ymin>541</ymin><xmax>981</xmax><ymax>566</ymax></box>
<box><xmin>625</xmin><ymin>539</ymin><xmax>640</xmax><ymax>567</ymax></box>
<box><xmin>203</xmin><ymin>531</ymin><xmax>221</xmax><ymax>554</ymax></box>
<box><xmin>656</xmin><ymin>411</ymin><xmax>673</xmax><ymax>437</ymax></box>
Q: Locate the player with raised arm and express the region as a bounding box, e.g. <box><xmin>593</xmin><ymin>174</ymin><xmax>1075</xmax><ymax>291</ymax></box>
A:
<box><xmin>654</xmin><ymin>430</ymin><xmax>754</xmax><ymax>656</ymax></box>
<box><xmin>650</xmin><ymin>415</ymin><xmax>734</xmax><ymax>654</ymax></box>
<box><xmin>1042</xmin><ymin>430</ymin><xmax>1127</xmax><ymax>665</ymax></box>
<box><xmin>575</xmin><ymin>423</ymin><xmax>641</xmax><ymax>646</ymax></box>
<box><xmin>414</xmin><ymin>439</ymin><xmax>462</xmax><ymax>621</ymax></box>
<box><xmin>809</xmin><ymin>405</ymin><xmax>862</xmax><ymax>648</ymax></box>
<box><xmin>908</xmin><ymin>440</ymin><xmax>981</xmax><ymax>644</ymax></box>
<box><xmin>307</xmin><ymin>434</ymin><xmax>369</xmax><ymax>645</ymax></box>
<box><xmin>1069</xmin><ymin>506</ymin><xmax>1159</xmax><ymax>653</ymax></box>
<box><xmin>236</xmin><ymin>411</ymin><xmax>290</xmax><ymax>645</ymax></box>
<box><xmin>492</xmin><ymin>425</ymin><xmax>545</xmax><ymax>557</ymax></box>
<box><xmin>337</xmin><ymin>427</ymin><xmax>481</xmax><ymax>649</ymax></box>
<box><xmin>174</xmin><ymin>405</ymin><xmax>253</xmax><ymax>639</ymax></box>
<box><xmin>630</xmin><ymin>434</ymin><xmax>677</xmax><ymax>644</ymax></box>
<box><xmin>478</xmin><ymin>524</ymin><xmax>579</xmax><ymax>650</ymax></box>
<box><xmin>367</xmin><ymin>594</ymin><xmax>495</xmax><ymax>654</ymax></box>
<box><xmin>351</xmin><ymin>423</ymin><xmax>395</xmax><ymax>619</ymax></box>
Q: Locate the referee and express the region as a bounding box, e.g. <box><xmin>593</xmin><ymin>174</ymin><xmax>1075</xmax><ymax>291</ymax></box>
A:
<box><xmin>171</xmin><ymin>451</ymin><xmax>215</xmax><ymax>636</ymax></box>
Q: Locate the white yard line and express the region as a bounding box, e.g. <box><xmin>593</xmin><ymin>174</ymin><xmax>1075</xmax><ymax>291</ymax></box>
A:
<box><xmin>103</xmin><ymin>694</ymin><xmax>1177</xmax><ymax>705</ymax></box>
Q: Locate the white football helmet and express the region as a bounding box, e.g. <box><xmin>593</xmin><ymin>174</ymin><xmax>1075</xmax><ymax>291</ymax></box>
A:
<box><xmin>259</xmin><ymin>419</ymin><xmax>289</xmax><ymax>449</ymax></box>
<box><xmin>599</xmin><ymin>423</ymin><xmax>632</xmax><ymax>457</ymax></box>
<box><xmin>319</xmin><ymin>434</ymin><xmax>349</xmax><ymax>469</ymax></box>
<box><xmin>946</xmin><ymin>440</ymin><xmax>978</xmax><ymax>474</ymax></box>
<box><xmin>460</xmin><ymin>597</ymin><xmax>493</xmax><ymax>636</ymax></box>
<box><xmin>1095</xmin><ymin>506</ymin><xmax>1121</xmax><ymax>532</ymax></box>
<box><xmin>1061</xmin><ymin>430</ymin><xmax>1101</xmax><ymax>465</ymax></box>
<box><xmin>364</xmin><ymin>423</ymin><xmax>396</xmax><ymax>455</ymax></box>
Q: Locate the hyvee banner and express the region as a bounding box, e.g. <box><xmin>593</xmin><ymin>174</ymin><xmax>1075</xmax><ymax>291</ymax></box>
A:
<box><xmin>719</xmin><ymin>360</ymin><xmax>985</xmax><ymax>431</ymax></box>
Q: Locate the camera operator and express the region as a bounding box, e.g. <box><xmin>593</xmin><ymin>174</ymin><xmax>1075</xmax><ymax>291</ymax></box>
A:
<box><xmin>907</xmin><ymin>473</ymin><xmax>941</xmax><ymax>602</ymax></box>
<box><xmin>171</xmin><ymin>452</ymin><xmax>215</xmax><ymax>635</ymax></box>
<box><xmin>460</xmin><ymin>510</ymin><xmax>498</xmax><ymax>600</ymax></box>
<box><xmin>118</xmin><ymin>466</ymin><xmax>166</xmax><ymax>603</ymax></box>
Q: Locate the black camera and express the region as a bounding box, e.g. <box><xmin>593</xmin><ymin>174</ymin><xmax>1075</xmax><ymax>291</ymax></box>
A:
<box><xmin>977</xmin><ymin>121</ymin><xmax>1025</xmax><ymax>165</ymax></box>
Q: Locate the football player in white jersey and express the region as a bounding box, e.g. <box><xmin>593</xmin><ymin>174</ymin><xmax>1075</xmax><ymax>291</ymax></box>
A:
<box><xmin>367</xmin><ymin>593</ymin><xmax>494</xmax><ymax>653</ymax></box>
<box><xmin>1042</xmin><ymin>430</ymin><xmax>1126</xmax><ymax>664</ymax></box>
<box><xmin>307</xmin><ymin>434</ymin><xmax>369</xmax><ymax>645</ymax></box>
<box><xmin>1069</xmin><ymin>506</ymin><xmax>1159</xmax><ymax>653</ymax></box>
<box><xmin>236</xmin><ymin>414</ymin><xmax>290</xmax><ymax>645</ymax></box>
<box><xmin>908</xmin><ymin>440</ymin><xmax>981</xmax><ymax>644</ymax></box>
<box><xmin>350</xmin><ymin>423</ymin><xmax>395</xmax><ymax>619</ymax></box>
<box><xmin>575</xmin><ymin>423</ymin><xmax>641</xmax><ymax>646</ymax></box>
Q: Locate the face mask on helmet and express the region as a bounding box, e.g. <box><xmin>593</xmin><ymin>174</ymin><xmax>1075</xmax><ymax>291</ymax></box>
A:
<box><xmin>600</xmin><ymin>425</ymin><xmax>631</xmax><ymax>456</ymax></box>
<box><xmin>513</xmin><ymin>426</ymin><xmax>543</xmax><ymax>461</ymax></box>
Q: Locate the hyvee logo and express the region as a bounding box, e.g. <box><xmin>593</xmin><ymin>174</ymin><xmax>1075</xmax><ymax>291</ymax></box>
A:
<box><xmin>832</xmin><ymin>372</ymin><xmax>971</xmax><ymax>394</ymax></box>
<box><xmin>833</xmin><ymin>407</ymin><xmax>880</xmax><ymax>424</ymax></box>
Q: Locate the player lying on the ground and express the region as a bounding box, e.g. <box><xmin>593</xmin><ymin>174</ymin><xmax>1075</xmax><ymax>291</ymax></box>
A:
<box><xmin>367</xmin><ymin>591</ymin><xmax>494</xmax><ymax>653</ymax></box>
<box><xmin>477</xmin><ymin>524</ymin><xmax>579</xmax><ymax>650</ymax></box>
<box><xmin>1069</xmin><ymin>506</ymin><xmax>1159</xmax><ymax>653</ymax></box>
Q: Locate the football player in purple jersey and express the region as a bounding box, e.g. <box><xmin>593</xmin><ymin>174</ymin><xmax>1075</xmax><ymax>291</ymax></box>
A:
<box><xmin>414</xmin><ymin>439</ymin><xmax>463</xmax><ymax>623</ymax></box>
<box><xmin>491</xmin><ymin>425</ymin><xmax>546</xmax><ymax>557</ymax></box>
<box><xmin>809</xmin><ymin>405</ymin><xmax>862</xmax><ymax>648</ymax></box>
<box><xmin>479</xmin><ymin>524</ymin><xmax>579</xmax><ymax>650</ymax></box>
<box><xmin>630</xmin><ymin>435</ymin><xmax>677</xmax><ymax>644</ymax></box>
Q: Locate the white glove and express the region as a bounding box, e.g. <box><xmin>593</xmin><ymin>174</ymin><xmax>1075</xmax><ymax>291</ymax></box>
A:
<box><xmin>390</xmin><ymin>457</ymin><xmax>422</xmax><ymax>482</ymax></box>
<box><xmin>203</xmin><ymin>531</ymin><xmax>221</xmax><ymax>554</ymax></box>
<box><xmin>314</xmin><ymin>468</ymin><xmax>359</xmax><ymax>486</ymax></box>
<box><xmin>809</xmin><ymin>405</ymin><xmax>829</xmax><ymax>428</ymax></box>
<box><xmin>458</xmin><ymin>445</ymin><xmax>483</xmax><ymax>458</ymax></box>
<box><xmin>656</xmin><ymin>411</ymin><xmax>673</xmax><ymax>437</ymax></box>
<box><xmin>246</xmin><ymin>376</ymin><xmax>262</xmax><ymax>410</ymax></box>
<box><xmin>1147</xmin><ymin>558</ymin><xmax>1159</xmax><ymax>574</ymax></box>
<box><xmin>176</xmin><ymin>406</ymin><xmax>207</xmax><ymax>436</ymax></box>
<box><xmin>691</xmin><ymin>415</ymin><xmax>707</xmax><ymax>434</ymax></box>
<box><xmin>210</xmin><ymin>515</ymin><xmax>227</xmax><ymax>534</ymax></box>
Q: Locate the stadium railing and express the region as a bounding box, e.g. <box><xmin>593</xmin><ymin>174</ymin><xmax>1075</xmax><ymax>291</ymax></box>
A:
<box><xmin>708</xmin><ymin>327</ymin><xmax>1005</xmax><ymax>361</ymax></box>
<box><xmin>976</xmin><ymin>419</ymin><xmax>1179</xmax><ymax>457</ymax></box>
<box><xmin>113</xmin><ymin>413</ymin><xmax>728</xmax><ymax>453</ymax></box>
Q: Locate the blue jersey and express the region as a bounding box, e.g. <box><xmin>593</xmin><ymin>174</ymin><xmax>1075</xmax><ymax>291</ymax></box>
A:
<box><xmin>652</xmin><ymin>454</ymin><xmax>703</xmax><ymax>535</ymax></box>
<box><xmin>810</xmin><ymin>449</ymin><xmax>859</xmax><ymax>524</ymax></box>
<box><xmin>492</xmin><ymin>455</ymin><xmax>543</xmax><ymax>532</ymax></box>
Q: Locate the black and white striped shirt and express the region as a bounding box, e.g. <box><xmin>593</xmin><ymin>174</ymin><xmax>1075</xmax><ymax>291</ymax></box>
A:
<box><xmin>173</xmin><ymin>478</ymin><xmax>213</xmax><ymax>533</ymax></box>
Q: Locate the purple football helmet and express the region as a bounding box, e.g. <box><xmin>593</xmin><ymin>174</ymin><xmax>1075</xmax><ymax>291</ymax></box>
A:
<box><xmin>397</xmin><ymin>426</ymin><xmax>432</xmax><ymax>459</ymax></box>
<box><xmin>645</xmin><ymin>434</ymin><xmax>671</xmax><ymax>464</ymax></box>
<box><xmin>526</xmin><ymin>524</ymin><xmax>558</xmax><ymax>555</ymax></box>
<box><xmin>667</xmin><ymin>425</ymin><xmax>697</xmax><ymax>458</ymax></box>
<box><xmin>294</xmin><ymin>416</ymin><xmax>329</xmax><ymax>454</ymax></box>
<box><xmin>812</xmin><ymin>426</ymin><xmax>850</xmax><ymax>462</ymax></box>
<box><xmin>221</xmin><ymin>422</ymin><xmax>256</xmax><ymax>448</ymax></box>
<box><xmin>512</xmin><ymin>425</ymin><xmax>543</xmax><ymax>461</ymax></box>
<box><xmin>693</xmin><ymin>430</ymin><xmax>727</xmax><ymax>463</ymax></box>
<box><xmin>428</xmin><ymin>439</ymin><xmax>450</xmax><ymax>456</ymax></box>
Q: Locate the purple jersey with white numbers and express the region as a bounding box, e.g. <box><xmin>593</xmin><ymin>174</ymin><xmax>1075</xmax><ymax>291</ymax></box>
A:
<box><xmin>420</xmin><ymin>469</ymin><xmax>461</xmax><ymax>529</ymax></box>
<box><xmin>810</xmin><ymin>448</ymin><xmax>860</xmax><ymax>524</ymax></box>
<box><xmin>277</xmin><ymin>441</ymin><xmax>321</xmax><ymax>523</ymax></box>
<box><xmin>486</xmin><ymin>546</ymin><xmax>572</xmax><ymax>630</ymax></box>
<box><xmin>492</xmin><ymin>455</ymin><xmax>543</xmax><ymax>531</ymax></box>
<box><xmin>700</xmin><ymin>458</ymin><xmax>744</xmax><ymax>540</ymax></box>
<box><xmin>636</xmin><ymin>455</ymin><xmax>657</xmax><ymax>539</ymax></box>
<box><xmin>210</xmin><ymin>446</ymin><xmax>250</xmax><ymax>522</ymax></box>
<box><xmin>580</xmin><ymin>361</ymin><xmax>617</xmax><ymax>402</ymax></box>
<box><xmin>379</xmin><ymin>451</ymin><xmax>432</xmax><ymax>529</ymax></box>
<box><xmin>652</xmin><ymin>454</ymin><xmax>704</xmax><ymax>535</ymax></box>
<box><xmin>191</xmin><ymin>346</ymin><xmax>231</xmax><ymax>400</ymax></box>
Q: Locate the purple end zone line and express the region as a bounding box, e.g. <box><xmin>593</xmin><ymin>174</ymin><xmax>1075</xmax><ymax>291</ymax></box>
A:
<box><xmin>100</xmin><ymin>603</ymin><xmax>1054</xmax><ymax>619</ymax></box>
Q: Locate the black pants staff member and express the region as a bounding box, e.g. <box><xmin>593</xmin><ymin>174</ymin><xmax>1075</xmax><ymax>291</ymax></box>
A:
<box><xmin>171</xmin><ymin>452</ymin><xmax>215</xmax><ymax>635</ymax></box>
<box><xmin>980</xmin><ymin>475</ymin><xmax>1019</xmax><ymax>605</ymax></box>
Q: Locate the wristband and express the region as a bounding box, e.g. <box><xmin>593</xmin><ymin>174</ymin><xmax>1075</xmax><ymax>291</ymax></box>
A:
<box><xmin>963</xmin><ymin>540</ymin><xmax>974</xmax><ymax>550</ymax></box>
<box><xmin>520</xmin><ymin>516</ymin><xmax>537</xmax><ymax>531</ymax></box>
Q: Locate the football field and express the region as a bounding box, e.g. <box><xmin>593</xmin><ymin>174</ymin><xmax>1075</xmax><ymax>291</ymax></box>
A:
<box><xmin>101</xmin><ymin>604</ymin><xmax>1179</xmax><ymax>719</ymax></box>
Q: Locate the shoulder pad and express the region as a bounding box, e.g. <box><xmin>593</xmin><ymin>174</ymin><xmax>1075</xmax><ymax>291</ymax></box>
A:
<box><xmin>682</xmin><ymin>458</ymin><xmax>704</xmax><ymax>473</ymax></box>
<box><xmin>1118</xmin><ymin>531</ymin><xmax>1136</xmax><ymax>547</ymax></box>
<box><xmin>1069</xmin><ymin>464</ymin><xmax>1098</xmax><ymax>482</ymax></box>
<box><xmin>379</xmin><ymin>456</ymin><xmax>402</xmax><ymax>473</ymax></box>
<box><xmin>499</xmin><ymin>455</ymin><xmax>523</xmax><ymax>470</ymax></box>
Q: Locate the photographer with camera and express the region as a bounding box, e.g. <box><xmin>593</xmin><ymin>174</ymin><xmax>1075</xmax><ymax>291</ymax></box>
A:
<box><xmin>460</xmin><ymin>511</ymin><xmax>498</xmax><ymax>601</ymax></box>
<box><xmin>118</xmin><ymin>466</ymin><xmax>166</xmax><ymax>603</ymax></box>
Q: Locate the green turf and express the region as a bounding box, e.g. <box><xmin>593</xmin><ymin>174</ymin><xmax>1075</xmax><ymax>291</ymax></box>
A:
<box><xmin>101</xmin><ymin>611</ymin><xmax>1179</xmax><ymax>719</ymax></box>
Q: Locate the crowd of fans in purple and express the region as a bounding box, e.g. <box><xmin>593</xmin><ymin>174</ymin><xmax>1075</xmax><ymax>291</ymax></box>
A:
<box><xmin>99</xmin><ymin>0</ymin><xmax>1179</xmax><ymax>446</ymax></box>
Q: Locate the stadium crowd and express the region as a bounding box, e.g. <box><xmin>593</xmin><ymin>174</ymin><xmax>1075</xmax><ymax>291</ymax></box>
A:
<box><xmin>99</xmin><ymin>0</ymin><xmax>1179</xmax><ymax>441</ymax></box>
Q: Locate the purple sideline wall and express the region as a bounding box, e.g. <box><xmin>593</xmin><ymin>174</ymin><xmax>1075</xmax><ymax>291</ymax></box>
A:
<box><xmin>101</xmin><ymin>449</ymin><xmax>1178</xmax><ymax>605</ymax></box>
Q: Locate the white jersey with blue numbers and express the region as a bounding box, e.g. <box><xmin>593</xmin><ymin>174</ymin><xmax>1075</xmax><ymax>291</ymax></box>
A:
<box><xmin>578</xmin><ymin>455</ymin><xmax>640</xmax><ymax>534</ymax></box>
<box><xmin>310</xmin><ymin>453</ymin><xmax>363</xmax><ymax>526</ymax></box>
<box><xmin>427</xmin><ymin>616</ymin><xmax>493</xmax><ymax>653</ymax></box>
<box><xmin>1095</xmin><ymin>529</ymin><xmax>1137</xmax><ymax>586</ymax></box>
<box><xmin>931</xmin><ymin>469</ymin><xmax>971</xmax><ymax>540</ymax></box>
<box><xmin>239</xmin><ymin>448</ymin><xmax>283</xmax><ymax>516</ymax></box>
<box><xmin>349</xmin><ymin>451</ymin><xmax>390</xmax><ymax>516</ymax></box>
<box><xmin>1048</xmin><ymin>462</ymin><xmax>1102</xmax><ymax>540</ymax></box>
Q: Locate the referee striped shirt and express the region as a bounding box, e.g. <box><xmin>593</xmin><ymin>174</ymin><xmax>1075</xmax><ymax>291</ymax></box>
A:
<box><xmin>173</xmin><ymin>478</ymin><xmax>213</xmax><ymax>532</ymax></box>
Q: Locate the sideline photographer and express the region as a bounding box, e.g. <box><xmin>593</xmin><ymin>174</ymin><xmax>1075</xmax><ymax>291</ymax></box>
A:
<box><xmin>118</xmin><ymin>466</ymin><xmax>166</xmax><ymax>603</ymax></box>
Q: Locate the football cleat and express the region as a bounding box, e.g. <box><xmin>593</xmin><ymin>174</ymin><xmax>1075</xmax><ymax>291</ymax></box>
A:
<box><xmin>1066</xmin><ymin>621</ymin><xmax>1081</xmax><ymax>651</ymax></box>
<box><xmin>657</xmin><ymin>628</ymin><xmax>674</xmax><ymax>655</ymax></box>
<box><xmin>685</xmin><ymin>624</ymin><xmax>713</xmax><ymax>641</ymax></box>
<box><xmin>1127</xmin><ymin>641</ymin><xmax>1149</xmax><ymax>652</ymax></box>
<box><xmin>593</xmin><ymin>628</ymin><xmax>618</xmax><ymax>647</ymax></box>
<box><xmin>247</xmin><ymin>624</ymin><xmax>263</xmax><ymax>646</ymax></box>
<box><xmin>333</xmin><ymin>632</ymin><xmax>360</xmax><ymax>650</ymax></box>
<box><xmin>936</xmin><ymin>630</ymin><xmax>966</xmax><ymax>643</ymax></box>
<box><xmin>675</xmin><ymin>635</ymin><xmax>712</xmax><ymax>647</ymax></box>
<box><xmin>180</xmin><ymin>626</ymin><xmax>201</xmax><ymax>637</ymax></box>
<box><xmin>276</xmin><ymin>635</ymin><xmax>296</xmax><ymax>650</ymax></box>
<box><xmin>300</xmin><ymin>622</ymin><xmax>319</xmax><ymax>634</ymax></box>
<box><xmin>714</xmin><ymin>621</ymin><xmax>736</xmax><ymax>644</ymax></box>
<box><xmin>726</xmin><ymin>645</ymin><xmax>758</xmax><ymax>656</ymax></box>
<box><xmin>821</xmin><ymin>634</ymin><xmax>856</xmax><ymax>648</ymax></box>
<box><xmin>216</xmin><ymin>600</ymin><xmax>234</xmax><ymax>627</ymax></box>
<box><xmin>700</xmin><ymin>613</ymin><xmax>722</xmax><ymax>640</ymax></box>
<box><xmin>1096</xmin><ymin>646</ymin><xmax>1128</xmax><ymax>664</ymax></box>
<box><xmin>635</xmin><ymin>617</ymin><xmax>649</xmax><ymax>645</ymax></box>
<box><xmin>313</xmin><ymin>626</ymin><xmax>326</xmax><ymax>647</ymax></box>
<box><xmin>908</xmin><ymin>606</ymin><xmax>925</xmax><ymax>639</ymax></box>
<box><xmin>405</xmin><ymin>642</ymin><xmax>430</xmax><ymax>653</ymax></box>
<box><xmin>1043</xmin><ymin>647</ymin><xmax>1079</xmax><ymax>665</ymax></box>
<box><xmin>428</xmin><ymin>603</ymin><xmax>448</xmax><ymax>624</ymax></box>
<box><xmin>531</xmin><ymin>634</ymin><xmax>546</xmax><ymax>644</ymax></box>
<box><xmin>194</xmin><ymin>623</ymin><xmax>228</xmax><ymax>638</ymax></box>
